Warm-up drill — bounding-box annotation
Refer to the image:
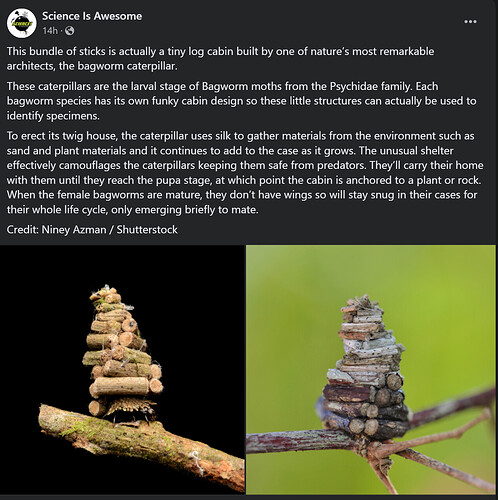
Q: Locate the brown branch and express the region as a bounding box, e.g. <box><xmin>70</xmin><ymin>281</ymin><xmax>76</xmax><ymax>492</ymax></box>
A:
<box><xmin>39</xmin><ymin>404</ymin><xmax>244</xmax><ymax>492</ymax></box>
<box><xmin>246</xmin><ymin>429</ymin><xmax>358</xmax><ymax>454</ymax></box>
<box><xmin>397</xmin><ymin>448</ymin><xmax>496</xmax><ymax>493</ymax></box>
<box><xmin>409</xmin><ymin>386</ymin><xmax>496</xmax><ymax>429</ymax></box>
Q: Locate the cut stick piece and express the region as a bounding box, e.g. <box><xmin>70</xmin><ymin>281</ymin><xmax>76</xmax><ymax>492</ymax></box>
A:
<box><xmin>91</xmin><ymin>365</ymin><xmax>104</xmax><ymax>379</ymax></box>
<box><xmin>341</xmin><ymin>323</ymin><xmax>384</xmax><ymax>334</ymax></box>
<box><xmin>323</xmin><ymin>400</ymin><xmax>365</xmax><ymax>418</ymax></box>
<box><xmin>86</xmin><ymin>333</ymin><xmax>119</xmax><ymax>350</ymax></box>
<box><xmin>327</xmin><ymin>369</ymin><xmax>354</xmax><ymax>385</ymax></box>
<box><xmin>89</xmin><ymin>377</ymin><xmax>150</xmax><ymax>397</ymax></box>
<box><xmin>88</xmin><ymin>399</ymin><xmax>107</xmax><ymax>417</ymax></box>
<box><xmin>119</xmin><ymin>332</ymin><xmax>147</xmax><ymax>351</ymax></box>
<box><xmin>338</xmin><ymin>330</ymin><xmax>388</xmax><ymax>341</ymax></box>
<box><xmin>323</xmin><ymin>384</ymin><xmax>372</xmax><ymax>403</ymax></box>
<box><xmin>111</xmin><ymin>345</ymin><xmax>151</xmax><ymax>365</ymax></box>
<box><xmin>149</xmin><ymin>378</ymin><xmax>163</xmax><ymax>394</ymax></box>
<box><xmin>103</xmin><ymin>359</ymin><xmax>161</xmax><ymax>379</ymax></box>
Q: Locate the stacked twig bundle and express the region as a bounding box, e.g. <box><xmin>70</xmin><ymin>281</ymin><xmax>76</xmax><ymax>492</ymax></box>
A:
<box><xmin>83</xmin><ymin>285</ymin><xmax>163</xmax><ymax>420</ymax></box>
<box><xmin>321</xmin><ymin>295</ymin><xmax>412</xmax><ymax>440</ymax></box>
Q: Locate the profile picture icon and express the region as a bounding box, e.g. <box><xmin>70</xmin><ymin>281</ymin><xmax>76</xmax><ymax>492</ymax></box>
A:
<box><xmin>7</xmin><ymin>8</ymin><xmax>37</xmax><ymax>38</ymax></box>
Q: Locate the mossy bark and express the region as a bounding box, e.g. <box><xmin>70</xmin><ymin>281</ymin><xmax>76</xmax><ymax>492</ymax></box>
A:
<box><xmin>39</xmin><ymin>404</ymin><xmax>244</xmax><ymax>492</ymax></box>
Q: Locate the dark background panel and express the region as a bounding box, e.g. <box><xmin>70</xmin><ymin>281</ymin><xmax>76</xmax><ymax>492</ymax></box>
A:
<box><xmin>1</xmin><ymin>245</ymin><xmax>245</xmax><ymax>494</ymax></box>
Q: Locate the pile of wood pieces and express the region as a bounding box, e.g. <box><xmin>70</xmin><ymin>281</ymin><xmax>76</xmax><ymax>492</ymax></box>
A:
<box><xmin>83</xmin><ymin>285</ymin><xmax>163</xmax><ymax>421</ymax></box>
<box><xmin>321</xmin><ymin>295</ymin><xmax>412</xmax><ymax>440</ymax></box>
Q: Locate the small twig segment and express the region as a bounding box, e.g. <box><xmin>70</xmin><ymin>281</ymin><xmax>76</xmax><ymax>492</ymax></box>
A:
<box><xmin>39</xmin><ymin>404</ymin><xmax>244</xmax><ymax>492</ymax></box>
<box><xmin>246</xmin><ymin>429</ymin><xmax>358</xmax><ymax>454</ymax></box>
<box><xmin>371</xmin><ymin>409</ymin><xmax>491</xmax><ymax>459</ymax></box>
<box><xmin>397</xmin><ymin>448</ymin><xmax>495</xmax><ymax>493</ymax></box>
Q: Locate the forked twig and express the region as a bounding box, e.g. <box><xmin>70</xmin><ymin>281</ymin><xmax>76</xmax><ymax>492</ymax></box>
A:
<box><xmin>371</xmin><ymin>408</ymin><xmax>491</xmax><ymax>459</ymax></box>
<box><xmin>367</xmin><ymin>409</ymin><xmax>495</xmax><ymax>494</ymax></box>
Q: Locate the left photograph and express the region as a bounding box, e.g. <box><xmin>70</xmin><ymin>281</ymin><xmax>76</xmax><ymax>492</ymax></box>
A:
<box><xmin>1</xmin><ymin>245</ymin><xmax>245</xmax><ymax>495</ymax></box>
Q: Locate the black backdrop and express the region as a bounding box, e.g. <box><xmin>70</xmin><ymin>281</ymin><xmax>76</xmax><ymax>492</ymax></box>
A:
<box><xmin>2</xmin><ymin>245</ymin><xmax>244</xmax><ymax>495</ymax></box>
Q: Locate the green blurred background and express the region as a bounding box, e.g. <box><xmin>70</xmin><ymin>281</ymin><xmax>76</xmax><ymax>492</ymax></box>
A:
<box><xmin>246</xmin><ymin>245</ymin><xmax>495</xmax><ymax>494</ymax></box>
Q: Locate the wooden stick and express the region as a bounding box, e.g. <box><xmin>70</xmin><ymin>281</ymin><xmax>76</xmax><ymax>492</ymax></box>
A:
<box><xmin>397</xmin><ymin>447</ymin><xmax>495</xmax><ymax>493</ymax></box>
<box><xmin>89</xmin><ymin>377</ymin><xmax>150</xmax><ymax>397</ymax></box>
<box><xmin>86</xmin><ymin>333</ymin><xmax>119</xmax><ymax>350</ymax></box>
<box><xmin>88</xmin><ymin>399</ymin><xmax>107</xmax><ymax>417</ymax></box>
<box><xmin>409</xmin><ymin>386</ymin><xmax>496</xmax><ymax>429</ymax></box>
<box><xmin>367</xmin><ymin>458</ymin><xmax>398</xmax><ymax>495</ymax></box>
<box><xmin>119</xmin><ymin>332</ymin><xmax>146</xmax><ymax>351</ymax></box>
<box><xmin>103</xmin><ymin>359</ymin><xmax>160</xmax><ymax>379</ymax></box>
<box><xmin>246</xmin><ymin>429</ymin><xmax>358</xmax><ymax>454</ymax></box>
<box><xmin>39</xmin><ymin>405</ymin><xmax>244</xmax><ymax>492</ymax></box>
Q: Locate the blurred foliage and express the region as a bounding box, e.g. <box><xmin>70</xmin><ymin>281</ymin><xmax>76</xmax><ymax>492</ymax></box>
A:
<box><xmin>246</xmin><ymin>245</ymin><xmax>495</xmax><ymax>494</ymax></box>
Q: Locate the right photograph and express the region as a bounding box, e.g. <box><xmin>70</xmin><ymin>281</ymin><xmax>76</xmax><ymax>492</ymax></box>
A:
<box><xmin>246</xmin><ymin>245</ymin><xmax>495</xmax><ymax>495</ymax></box>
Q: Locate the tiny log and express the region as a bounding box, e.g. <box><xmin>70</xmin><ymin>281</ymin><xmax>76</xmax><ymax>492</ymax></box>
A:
<box><xmin>361</xmin><ymin>334</ymin><xmax>397</xmax><ymax>349</ymax></box>
<box><xmin>341</xmin><ymin>322</ymin><xmax>382</xmax><ymax>334</ymax></box>
<box><xmin>326</xmin><ymin>368</ymin><xmax>354</xmax><ymax>385</ymax></box>
<box><xmin>91</xmin><ymin>365</ymin><xmax>104</xmax><ymax>379</ymax></box>
<box><xmin>88</xmin><ymin>399</ymin><xmax>107</xmax><ymax>417</ymax></box>
<box><xmin>323</xmin><ymin>384</ymin><xmax>371</xmax><ymax>403</ymax></box>
<box><xmin>366</xmin><ymin>404</ymin><xmax>379</xmax><ymax>418</ymax></box>
<box><xmin>323</xmin><ymin>400</ymin><xmax>365</xmax><ymax>418</ymax></box>
<box><xmin>96</xmin><ymin>302</ymin><xmax>126</xmax><ymax>313</ymax></box>
<box><xmin>86</xmin><ymin>333</ymin><xmax>119</xmax><ymax>350</ymax></box>
<box><xmin>119</xmin><ymin>331</ymin><xmax>146</xmax><ymax>351</ymax></box>
<box><xmin>90</xmin><ymin>377</ymin><xmax>150</xmax><ymax>397</ymax></box>
<box><xmin>105</xmin><ymin>293</ymin><xmax>122</xmax><ymax>303</ymax></box>
<box><xmin>343</xmin><ymin>345</ymin><xmax>403</xmax><ymax>359</ymax></box>
<box><xmin>91</xmin><ymin>320</ymin><xmax>110</xmax><ymax>332</ymax></box>
<box><xmin>348</xmin><ymin>418</ymin><xmax>365</xmax><ymax>434</ymax></box>
<box><xmin>364</xmin><ymin>418</ymin><xmax>379</xmax><ymax>436</ymax></box>
<box><xmin>113</xmin><ymin>346</ymin><xmax>151</xmax><ymax>365</ymax></box>
<box><xmin>338</xmin><ymin>330</ymin><xmax>387</xmax><ymax>341</ymax></box>
<box><xmin>340</xmin><ymin>364</ymin><xmax>392</xmax><ymax>373</ymax></box>
<box><xmin>122</xmin><ymin>318</ymin><xmax>138</xmax><ymax>333</ymax></box>
<box><xmin>149</xmin><ymin>378</ymin><xmax>163</xmax><ymax>394</ymax></box>
<box><xmin>391</xmin><ymin>389</ymin><xmax>405</xmax><ymax>405</ymax></box>
<box><xmin>103</xmin><ymin>359</ymin><xmax>159</xmax><ymax>379</ymax></box>
<box><xmin>375</xmin><ymin>387</ymin><xmax>391</xmax><ymax>407</ymax></box>
<box><xmin>96</xmin><ymin>310</ymin><xmax>130</xmax><ymax>322</ymax></box>
<box><xmin>371</xmin><ymin>419</ymin><xmax>409</xmax><ymax>440</ymax></box>
<box><xmin>386</xmin><ymin>373</ymin><xmax>404</xmax><ymax>390</ymax></box>
<box><xmin>82</xmin><ymin>350</ymin><xmax>105</xmax><ymax>366</ymax></box>
<box><xmin>347</xmin><ymin>372</ymin><xmax>386</xmax><ymax>387</ymax></box>
<box><xmin>321</xmin><ymin>412</ymin><xmax>350</xmax><ymax>431</ymax></box>
<box><xmin>377</xmin><ymin>404</ymin><xmax>410</xmax><ymax>421</ymax></box>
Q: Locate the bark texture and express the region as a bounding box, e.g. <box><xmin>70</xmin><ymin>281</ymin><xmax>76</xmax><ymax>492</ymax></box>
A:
<box><xmin>39</xmin><ymin>404</ymin><xmax>244</xmax><ymax>492</ymax></box>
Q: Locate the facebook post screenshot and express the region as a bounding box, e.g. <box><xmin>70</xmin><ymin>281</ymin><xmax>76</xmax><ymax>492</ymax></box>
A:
<box><xmin>1</xmin><ymin>0</ymin><xmax>495</xmax><ymax>497</ymax></box>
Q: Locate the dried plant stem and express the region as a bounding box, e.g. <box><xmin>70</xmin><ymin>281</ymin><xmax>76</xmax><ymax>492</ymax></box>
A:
<box><xmin>246</xmin><ymin>429</ymin><xmax>358</xmax><ymax>454</ymax></box>
<box><xmin>409</xmin><ymin>386</ymin><xmax>495</xmax><ymax>430</ymax></box>
<box><xmin>397</xmin><ymin>448</ymin><xmax>496</xmax><ymax>493</ymax></box>
<box><xmin>367</xmin><ymin>458</ymin><xmax>398</xmax><ymax>494</ymax></box>
<box><xmin>372</xmin><ymin>409</ymin><xmax>491</xmax><ymax>459</ymax></box>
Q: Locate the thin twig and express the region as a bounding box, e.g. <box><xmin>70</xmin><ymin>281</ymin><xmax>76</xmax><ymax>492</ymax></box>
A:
<box><xmin>409</xmin><ymin>386</ymin><xmax>496</xmax><ymax>430</ymax></box>
<box><xmin>397</xmin><ymin>448</ymin><xmax>496</xmax><ymax>493</ymax></box>
<box><xmin>246</xmin><ymin>429</ymin><xmax>358</xmax><ymax>454</ymax></box>
<box><xmin>372</xmin><ymin>409</ymin><xmax>491</xmax><ymax>458</ymax></box>
<box><xmin>367</xmin><ymin>458</ymin><xmax>398</xmax><ymax>494</ymax></box>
